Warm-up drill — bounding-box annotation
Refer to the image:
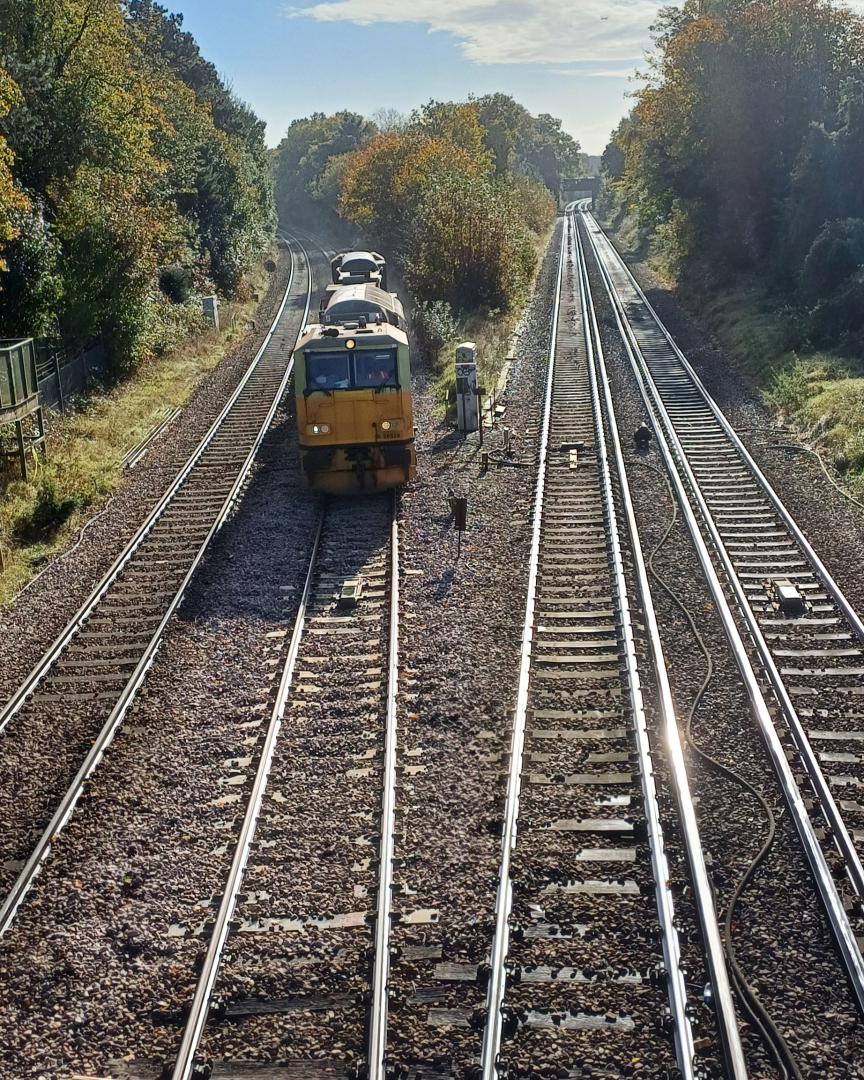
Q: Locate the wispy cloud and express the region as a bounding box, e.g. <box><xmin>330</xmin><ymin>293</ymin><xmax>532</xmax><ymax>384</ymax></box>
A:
<box><xmin>285</xmin><ymin>0</ymin><xmax>664</xmax><ymax>65</ymax></box>
<box><xmin>552</xmin><ymin>65</ymin><xmax>646</xmax><ymax>79</ymax></box>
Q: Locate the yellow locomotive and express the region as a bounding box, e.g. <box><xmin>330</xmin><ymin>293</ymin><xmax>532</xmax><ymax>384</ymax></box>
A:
<box><xmin>293</xmin><ymin>267</ymin><xmax>416</xmax><ymax>493</ymax></box>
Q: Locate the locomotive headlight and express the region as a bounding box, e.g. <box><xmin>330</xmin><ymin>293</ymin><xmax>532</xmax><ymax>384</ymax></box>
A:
<box><xmin>307</xmin><ymin>423</ymin><xmax>331</xmax><ymax>435</ymax></box>
<box><xmin>345</xmin><ymin>338</ymin><xmax>356</xmax><ymax>350</ymax></box>
<box><xmin>380</xmin><ymin>420</ymin><xmax>401</xmax><ymax>432</ymax></box>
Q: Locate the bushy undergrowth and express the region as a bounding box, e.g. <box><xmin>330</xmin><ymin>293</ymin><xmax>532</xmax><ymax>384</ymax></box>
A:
<box><xmin>0</xmin><ymin>253</ymin><xmax>277</xmax><ymax>602</ymax></box>
<box><xmin>603</xmin><ymin>0</ymin><xmax>864</xmax><ymax>356</ymax></box>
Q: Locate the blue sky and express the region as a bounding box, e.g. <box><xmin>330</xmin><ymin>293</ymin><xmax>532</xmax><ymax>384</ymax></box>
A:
<box><xmin>170</xmin><ymin>0</ymin><xmax>661</xmax><ymax>154</ymax></box>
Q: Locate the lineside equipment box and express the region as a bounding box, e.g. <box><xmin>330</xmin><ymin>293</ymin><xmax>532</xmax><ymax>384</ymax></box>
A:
<box><xmin>455</xmin><ymin>342</ymin><xmax>479</xmax><ymax>434</ymax></box>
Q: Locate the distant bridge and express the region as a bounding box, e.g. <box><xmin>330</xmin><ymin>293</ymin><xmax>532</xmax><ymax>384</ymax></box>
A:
<box><xmin>560</xmin><ymin>176</ymin><xmax>600</xmax><ymax>207</ymax></box>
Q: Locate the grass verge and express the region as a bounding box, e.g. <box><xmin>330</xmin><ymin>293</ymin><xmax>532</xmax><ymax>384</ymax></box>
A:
<box><xmin>0</xmin><ymin>251</ymin><xmax>278</xmax><ymax>605</ymax></box>
<box><xmin>602</xmin><ymin>204</ymin><xmax>864</xmax><ymax>495</ymax></box>
<box><xmin>690</xmin><ymin>285</ymin><xmax>864</xmax><ymax>486</ymax></box>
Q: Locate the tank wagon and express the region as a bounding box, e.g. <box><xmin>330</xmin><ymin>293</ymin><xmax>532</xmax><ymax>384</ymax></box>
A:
<box><xmin>331</xmin><ymin>250</ymin><xmax>387</xmax><ymax>290</ymax></box>
<box><xmin>322</xmin><ymin>282</ymin><xmax>405</xmax><ymax>329</ymax></box>
<box><xmin>294</xmin><ymin>255</ymin><xmax>415</xmax><ymax>493</ymax></box>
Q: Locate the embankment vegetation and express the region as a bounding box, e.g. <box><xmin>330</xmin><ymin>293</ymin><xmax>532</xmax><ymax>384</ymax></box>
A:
<box><xmin>274</xmin><ymin>96</ymin><xmax>584</xmax><ymax>389</ymax></box>
<box><xmin>602</xmin><ymin>0</ymin><xmax>864</xmax><ymax>479</ymax></box>
<box><xmin>0</xmin><ymin>0</ymin><xmax>275</xmax><ymax>366</ymax></box>
<box><xmin>0</xmin><ymin>1</ymin><xmax>276</xmax><ymax>589</ymax></box>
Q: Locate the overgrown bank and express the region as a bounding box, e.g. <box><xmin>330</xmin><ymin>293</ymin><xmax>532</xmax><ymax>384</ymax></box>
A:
<box><xmin>602</xmin><ymin>198</ymin><xmax>864</xmax><ymax>493</ymax></box>
<box><xmin>0</xmin><ymin>2</ymin><xmax>278</xmax><ymax>599</ymax></box>
<box><xmin>423</xmin><ymin>220</ymin><xmax>557</xmax><ymax>419</ymax></box>
<box><xmin>600</xmin><ymin>0</ymin><xmax>864</xmax><ymax>489</ymax></box>
<box><xmin>0</xmin><ymin>249</ymin><xmax>281</xmax><ymax>603</ymax></box>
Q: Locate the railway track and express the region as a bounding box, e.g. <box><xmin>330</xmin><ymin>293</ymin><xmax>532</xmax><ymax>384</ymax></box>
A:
<box><xmin>475</xmin><ymin>212</ymin><xmax>746</xmax><ymax>1078</ymax></box>
<box><xmin>0</xmin><ymin>237</ymin><xmax>313</xmax><ymax>934</ymax></box>
<box><xmin>169</xmin><ymin>494</ymin><xmax>400</xmax><ymax>1080</ymax></box>
<box><xmin>580</xmin><ymin>207</ymin><xmax>864</xmax><ymax>1009</ymax></box>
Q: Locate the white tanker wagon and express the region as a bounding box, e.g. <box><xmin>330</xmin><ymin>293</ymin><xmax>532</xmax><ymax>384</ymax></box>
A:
<box><xmin>330</xmin><ymin>250</ymin><xmax>388</xmax><ymax>290</ymax></box>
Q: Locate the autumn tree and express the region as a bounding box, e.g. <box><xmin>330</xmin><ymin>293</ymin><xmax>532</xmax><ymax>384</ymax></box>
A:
<box><xmin>604</xmin><ymin>0</ymin><xmax>864</xmax><ymax>311</ymax></box>
<box><xmin>0</xmin><ymin>66</ymin><xmax>29</xmax><ymax>275</ymax></box>
<box><xmin>274</xmin><ymin>112</ymin><xmax>375</xmax><ymax>225</ymax></box>
<box><xmin>0</xmin><ymin>0</ymin><xmax>273</xmax><ymax>362</ymax></box>
<box><xmin>336</xmin><ymin>101</ymin><xmax>554</xmax><ymax>313</ymax></box>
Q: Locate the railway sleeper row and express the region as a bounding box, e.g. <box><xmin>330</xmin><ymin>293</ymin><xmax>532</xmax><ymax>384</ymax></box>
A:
<box><xmin>478</xmin><ymin>215</ymin><xmax>710</xmax><ymax>1080</ymax></box>
<box><xmin>168</xmin><ymin>495</ymin><xmax>399</xmax><ymax>1080</ymax></box>
<box><xmin>582</xmin><ymin>208</ymin><xmax>864</xmax><ymax>1009</ymax></box>
<box><xmin>0</xmin><ymin>244</ymin><xmax>313</xmax><ymax>931</ymax></box>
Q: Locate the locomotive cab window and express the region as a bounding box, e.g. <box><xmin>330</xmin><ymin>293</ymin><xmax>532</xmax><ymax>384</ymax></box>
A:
<box><xmin>355</xmin><ymin>349</ymin><xmax>398</xmax><ymax>389</ymax></box>
<box><xmin>307</xmin><ymin>352</ymin><xmax>351</xmax><ymax>390</ymax></box>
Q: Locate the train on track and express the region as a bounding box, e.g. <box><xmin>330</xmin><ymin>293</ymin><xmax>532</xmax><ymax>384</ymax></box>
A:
<box><xmin>293</xmin><ymin>250</ymin><xmax>416</xmax><ymax>493</ymax></box>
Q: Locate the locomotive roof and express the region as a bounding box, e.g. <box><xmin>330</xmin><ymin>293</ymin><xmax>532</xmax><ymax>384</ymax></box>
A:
<box><xmin>338</xmin><ymin>250</ymin><xmax>380</xmax><ymax>264</ymax></box>
<box><xmin>298</xmin><ymin>321</ymin><xmax>408</xmax><ymax>350</ymax></box>
<box><xmin>325</xmin><ymin>283</ymin><xmax>403</xmax><ymax>316</ymax></box>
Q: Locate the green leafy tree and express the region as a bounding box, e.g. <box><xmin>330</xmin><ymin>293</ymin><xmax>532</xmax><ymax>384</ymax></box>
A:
<box><xmin>0</xmin><ymin>0</ymin><xmax>273</xmax><ymax>360</ymax></box>
<box><xmin>274</xmin><ymin>111</ymin><xmax>375</xmax><ymax>225</ymax></box>
<box><xmin>337</xmin><ymin>101</ymin><xmax>554</xmax><ymax>313</ymax></box>
<box><xmin>0</xmin><ymin>64</ymin><xmax>29</xmax><ymax>275</ymax></box>
<box><xmin>604</xmin><ymin>0</ymin><xmax>864</xmax><ymax>309</ymax></box>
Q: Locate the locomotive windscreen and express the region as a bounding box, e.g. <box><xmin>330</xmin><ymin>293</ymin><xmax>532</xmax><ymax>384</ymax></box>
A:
<box><xmin>306</xmin><ymin>352</ymin><xmax>351</xmax><ymax>390</ymax></box>
<box><xmin>354</xmin><ymin>349</ymin><xmax>398</xmax><ymax>388</ymax></box>
<box><xmin>306</xmin><ymin>348</ymin><xmax>398</xmax><ymax>390</ymax></box>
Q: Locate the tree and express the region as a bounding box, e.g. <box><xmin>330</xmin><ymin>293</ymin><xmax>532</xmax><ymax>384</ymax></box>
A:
<box><xmin>0</xmin><ymin>0</ymin><xmax>274</xmax><ymax>359</ymax></box>
<box><xmin>519</xmin><ymin>113</ymin><xmax>586</xmax><ymax>192</ymax></box>
<box><xmin>338</xmin><ymin>101</ymin><xmax>553</xmax><ymax>314</ymax></box>
<box><xmin>604</xmin><ymin>0</ymin><xmax>864</xmax><ymax>288</ymax></box>
<box><xmin>0</xmin><ymin>65</ymin><xmax>29</xmax><ymax>275</ymax></box>
<box><xmin>274</xmin><ymin>111</ymin><xmax>375</xmax><ymax>224</ymax></box>
<box><xmin>475</xmin><ymin>93</ymin><xmax>532</xmax><ymax>175</ymax></box>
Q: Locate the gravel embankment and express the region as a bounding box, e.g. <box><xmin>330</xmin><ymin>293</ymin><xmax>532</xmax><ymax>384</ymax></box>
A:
<box><xmin>384</xmin><ymin>226</ymin><xmax>562</xmax><ymax>1073</ymax></box>
<box><xmin>0</xmin><ymin>397</ymin><xmax>320</xmax><ymax>1078</ymax></box>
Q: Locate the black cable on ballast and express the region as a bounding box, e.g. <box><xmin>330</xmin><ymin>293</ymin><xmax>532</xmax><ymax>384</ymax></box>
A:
<box><xmin>767</xmin><ymin>441</ymin><xmax>864</xmax><ymax>513</ymax></box>
<box><xmin>629</xmin><ymin>455</ymin><xmax>804</xmax><ymax>1080</ymax></box>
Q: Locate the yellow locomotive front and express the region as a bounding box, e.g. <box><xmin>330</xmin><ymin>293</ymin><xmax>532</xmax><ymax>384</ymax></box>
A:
<box><xmin>293</xmin><ymin>308</ymin><xmax>415</xmax><ymax>494</ymax></box>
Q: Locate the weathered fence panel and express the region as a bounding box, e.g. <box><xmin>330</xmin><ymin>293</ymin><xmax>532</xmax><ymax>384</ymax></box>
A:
<box><xmin>35</xmin><ymin>340</ymin><xmax>109</xmax><ymax>413</ymax></box>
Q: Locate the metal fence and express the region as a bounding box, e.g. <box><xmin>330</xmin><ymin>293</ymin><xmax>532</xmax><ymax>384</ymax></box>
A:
<box><xmin>35</xmin><ymin>339</ymin><xmax>109</xmax><ymax>413</ymax></box>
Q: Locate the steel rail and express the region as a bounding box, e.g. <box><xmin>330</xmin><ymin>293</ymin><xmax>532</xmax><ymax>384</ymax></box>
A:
<box><xmin>0</xmin><ymin>243</ymin><xmax>304</xmax><ymax>735</ymax></box>
<box><xmin>582</xmin><ymin>209</ymin><xmax>864</xmax><ymax>1011</ymax></box>
<box><xmin>480</xmin><ymin>218</ymin><xmax>565</xmax><ymax>1080</ymax></box>
<box><xmin>367</xmin><ymin>497</ymin><xmax>400</xmax><ymax>1079</ymax></box>
<box><xmin>123</xmin><ymin>406</ymin><xmax>182</xmax><ymax>470</ymax></box>
<box><xmin>586</xmin><ymin>214</ymin><xmax>864</xmax><ymax>911</ymax></box>
<box><xmin>0</xmin><ymin>241</ymin><xmax>314</xmax><ymax>936</ymax></box>
<box><xmin>570</xmin><ymin>209</ymin><xmax>699</xmax><ymax>1079</ymax></box>
<box><xmin>279</xmin><ymin>223</ymin><xmax>399</xmax><ymax>1076</ymax></box>
<box><xmin>572</xmin><ymin>206</ymin><xmax>748</xmax><ymax>1078</ymax></box>
<box><xmin>588</xmin><ymin>218</ymin><xmax>864</xmax><ymax>650</ymax></box>
<box><xmin>170</xmin><ymin>511</ymin><xmax>325</xmax><ymax>1080</ymax></box>
<box><xmin>171</xmin><ymin>497</ymin><xmax>400</xmax><ymax>1080</ymax></box>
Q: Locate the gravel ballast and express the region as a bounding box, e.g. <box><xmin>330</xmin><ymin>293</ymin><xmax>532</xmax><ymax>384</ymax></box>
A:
<box><xmin>3</xmin><ymin>213</ymin><xmax>864</xmax><ymax>1079</ymax></box>
<box><xmin>582</xmin><ymin>212</ymin><xmax>864</xmax><ymax>1079</ymax></box>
